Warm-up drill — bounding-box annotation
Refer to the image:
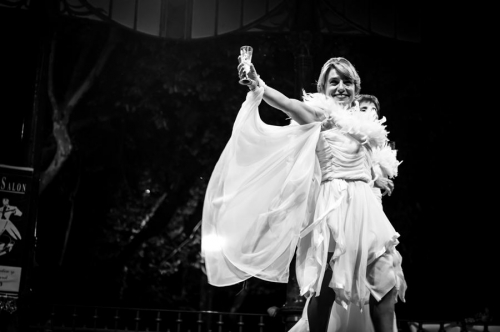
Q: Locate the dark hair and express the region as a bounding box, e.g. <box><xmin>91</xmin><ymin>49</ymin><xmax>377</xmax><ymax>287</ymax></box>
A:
<box><xmin>317</xmin><ymin>57</ymin><xmax>361</xmax><ymax>95</ymax></box>
<box><xmin>356</xmin><ymin>94</ymin><xmax>380</xmax><ymax>116</ymax></box>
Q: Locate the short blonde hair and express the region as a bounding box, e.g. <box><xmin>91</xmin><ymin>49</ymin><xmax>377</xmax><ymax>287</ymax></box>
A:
<box><xmin>317</xmin><ymin>57</ymin><xmax>361</xmax><ymax>95</ymax></box>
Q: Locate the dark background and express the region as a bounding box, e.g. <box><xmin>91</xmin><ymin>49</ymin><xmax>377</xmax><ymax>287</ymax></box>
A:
<box><xmin>0</xmin><ymin>1</ymin><xmax>496</xmax><ymax>326</ymax></box>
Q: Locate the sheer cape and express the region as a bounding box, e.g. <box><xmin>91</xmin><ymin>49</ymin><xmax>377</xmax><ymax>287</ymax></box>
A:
<box><xmin>201</xmin><ymin>87</ymin><xmax>322</xmax><ymax>286</ymax></box>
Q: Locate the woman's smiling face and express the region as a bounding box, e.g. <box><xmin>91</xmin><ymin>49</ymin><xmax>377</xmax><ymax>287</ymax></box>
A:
<box><xmin>324</xmin><ymin>68</ymin><xmax>355</xmax><ymax>106</ymax></box>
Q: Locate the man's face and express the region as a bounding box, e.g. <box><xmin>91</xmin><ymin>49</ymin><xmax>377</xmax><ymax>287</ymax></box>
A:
<box><xmin>2</xmin><ymin>198</ymin><xmax>8</xmax><ymax>206</ymax></box>
<box><xmin>359</xmin><ymin>101</ymin><xmax>378</xmax><ymax>118</ymax></box>
<box><xmin>325</xmin><ymin>68</ymin><xmax>355</xmax><ymax>107</ymax></box>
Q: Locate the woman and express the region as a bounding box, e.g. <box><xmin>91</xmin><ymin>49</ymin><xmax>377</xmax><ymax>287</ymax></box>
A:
<box><xmin>202</xmin><ymin>57</ymin><xmax>406</xmax><ymax>332</ymax></box>
<box><xmin>324</xmin><ymin>92</ymin><xmax>402</xmax><ymax>332</ymax></box>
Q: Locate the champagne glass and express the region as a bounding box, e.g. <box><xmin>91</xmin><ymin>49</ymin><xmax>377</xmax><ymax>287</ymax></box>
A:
<box><xmin>238</xmin><ymin>46</ymin><xmax>253</xmax><ymax>85</ymax></box>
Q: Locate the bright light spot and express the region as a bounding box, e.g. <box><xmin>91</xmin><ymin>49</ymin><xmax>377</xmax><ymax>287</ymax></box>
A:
<box><xmin>202</xmin><ymin>234</ymin><xmax>224</xmax><ymax>252</ymax></box>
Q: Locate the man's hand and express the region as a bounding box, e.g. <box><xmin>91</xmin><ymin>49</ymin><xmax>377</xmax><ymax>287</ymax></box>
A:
<box><xmin>374</xmin><ymin>176</ymin><xmax>394</xmax><ymax>196</ymax></box>
<box><xmin>267</xmin><ymin>306</ymin><xmax>280</xmax><ymax>317</ymax></box>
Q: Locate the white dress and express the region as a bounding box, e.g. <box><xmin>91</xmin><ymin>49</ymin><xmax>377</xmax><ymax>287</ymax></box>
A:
<box><xmin>323</xmin><ymin>141</ymin><xmax>402</xmax><ymax>332</ymax></box>
<box><xmin>202</xmin><ymin>86</ymin><xmax>406</xmax><ymax>331</ymax></box>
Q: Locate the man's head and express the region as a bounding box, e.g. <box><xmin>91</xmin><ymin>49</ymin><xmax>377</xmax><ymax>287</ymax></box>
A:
<box><xmin>356</xmin><ymin>94</ymin><xmax>380</xmax><ymax>118</ymax></box>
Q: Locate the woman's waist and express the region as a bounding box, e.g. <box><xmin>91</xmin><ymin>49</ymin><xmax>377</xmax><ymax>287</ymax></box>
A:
<box><xmin>320</xmin><ymin>171</ymin><xmax>371</xmax><ymax>183</ymax></box>
<box><xmin>320</xmin><ymin>165</ymin><xmax>370</xmax><ymax>182</ymax></box>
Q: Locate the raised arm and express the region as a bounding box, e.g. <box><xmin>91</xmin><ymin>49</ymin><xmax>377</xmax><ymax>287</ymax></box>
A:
<box><xmin>238</xmin><ymin>60</ymin><xmax>322</xmax><ymax>125</ymax></box>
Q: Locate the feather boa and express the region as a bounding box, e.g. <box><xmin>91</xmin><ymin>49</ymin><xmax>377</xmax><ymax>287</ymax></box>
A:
<box><xmin>302</xmin><ymin>92</ymin><xmax>388</xmax><ymax>148</ymax></box>
<box><xmin>372</xmin><ymin>143</ymin><xmax>402</xmax><ymax>178</ymax></box>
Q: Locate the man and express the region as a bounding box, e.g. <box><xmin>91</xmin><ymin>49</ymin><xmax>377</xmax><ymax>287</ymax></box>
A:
<box><xmin>358</xmin><ymin>94</ymin><xmax>381</xmax><ymax>118</ymax></box>
<box><xmin>356</xmin><ymin>94</ymin><xmax>398</xmax><ymax>203</ymax></box>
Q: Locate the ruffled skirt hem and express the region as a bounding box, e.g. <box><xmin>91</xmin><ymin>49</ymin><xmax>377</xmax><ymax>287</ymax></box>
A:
<box><xmin>295</xmin><ymin>178</ymin><xmax>406</xmax><ymax>307</ymax></box>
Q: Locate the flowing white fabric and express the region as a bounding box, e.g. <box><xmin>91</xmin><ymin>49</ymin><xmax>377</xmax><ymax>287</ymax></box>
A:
<box><xmin>328</xmin><ymin>303</ymin><xmax>375</xmax><ymax>332</ymax></box>
<box><xmin>202</xmin><ymin>87</ymin><xmax>322</xmax><ymax>286</ymax></box>
<box><xmin>328</xmin><ymin>303</ymin><xmax>398</xmax><ymax>332</ymax></box>
<box><xmin>287</xmin><ymin>298</ymin><xmax>376</xmax><ymax>332</ymax></box>
<box><xmin>290</xmin><ymin>299</ymin><xmax>399</xmax><ymax>332</ymax></box>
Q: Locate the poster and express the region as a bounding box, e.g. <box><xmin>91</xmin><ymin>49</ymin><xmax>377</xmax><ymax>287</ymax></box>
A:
<box><xmin>0</xmin><ymin>164</ymin><xmax>33</xmax><ymax>311</ymax></box>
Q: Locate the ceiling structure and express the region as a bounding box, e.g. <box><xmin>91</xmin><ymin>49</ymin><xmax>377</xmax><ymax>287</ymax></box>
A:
<box><xmin>0</xmin><ymin>0</ymin><xmax>420</xmax><ymax>42</ymax></box>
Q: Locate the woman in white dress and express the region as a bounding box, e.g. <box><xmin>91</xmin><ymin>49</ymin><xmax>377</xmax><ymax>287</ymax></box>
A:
<box><xmin>201</xmin><ymin>57</ymin><xmax>406</xmax><ymax>332</ymax></box>
<box><xmin>325</xmin><ymin>93</ymin><xmax>402</xmax><ymax>332</ymax></box>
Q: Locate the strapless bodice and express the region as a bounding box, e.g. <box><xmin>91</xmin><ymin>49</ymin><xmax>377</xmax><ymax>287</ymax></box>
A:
<box><xmin>315</xmin><ymin>128</ymin><xmax>372</xmax><ymax>183</ymax></box>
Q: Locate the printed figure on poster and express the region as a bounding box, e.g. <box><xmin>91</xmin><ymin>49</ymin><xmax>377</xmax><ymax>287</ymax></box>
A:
<box><xmin>0</xmin><ymin>165</ymin><xmax>32</xmax><ymax>296</ymax></box>
<box><xmin>0</xmin><ymin>197</ymin><xmax>22</xmax><ymax>256</ymax></box>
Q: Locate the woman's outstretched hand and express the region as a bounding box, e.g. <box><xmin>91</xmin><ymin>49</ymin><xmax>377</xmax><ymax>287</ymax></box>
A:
<box><xmin>321</xmin><ymin>113</ymin><xmax>342</xmax><ymax>131</ymax></box>
<box><xmin>237</xmin><ymin>56</ymin><xmax>259</xmax><ymax>83</ymax></box>
<box><xmin>321</xmin><ymin>116</ymin><xmax>335</xmax><ymax>131</ymax></box>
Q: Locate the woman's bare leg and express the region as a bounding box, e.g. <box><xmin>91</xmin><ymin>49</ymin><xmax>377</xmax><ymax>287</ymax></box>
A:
<box><xmin>307</xmin><ymin>256</ymin><xmax>335</xmax><ymax>332</ymax></box>
<box><xmin>369</xmin><ymin>287</ymin><xmax>397</xmax><ymax>332</ymax></box>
